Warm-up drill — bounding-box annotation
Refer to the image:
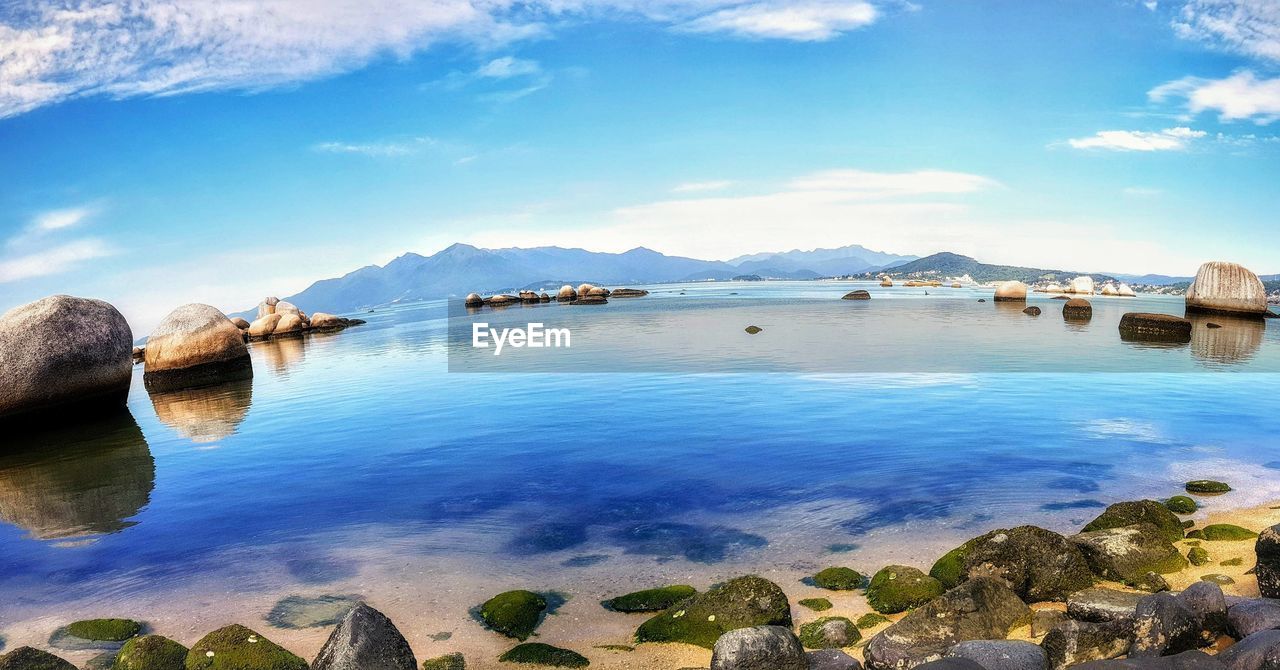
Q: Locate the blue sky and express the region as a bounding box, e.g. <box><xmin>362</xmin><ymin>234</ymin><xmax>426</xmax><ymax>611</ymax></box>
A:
<box><xmin>2</xmin><ymin>0</ymin><xmax>1279</xmax><ymax>330</ymax></box>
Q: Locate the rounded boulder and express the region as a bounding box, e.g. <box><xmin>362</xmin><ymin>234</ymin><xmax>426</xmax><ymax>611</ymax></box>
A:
<box><xmin>143</xmin><ymin>304</ymin><xmax>252</xmax><ymax>393</ymax></box>
<box><xmin>1186</xmin><ymin>261</ymin><xmax>1268</xmax><ymax>317</ymax></box>
<box><xmin>994</xmin><ymin>281</ymin><xmax>1027</xmax><ymax>302</ymax></box>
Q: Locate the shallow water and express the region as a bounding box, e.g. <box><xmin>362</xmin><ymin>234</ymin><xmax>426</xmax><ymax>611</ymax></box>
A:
<box><xmin>3</xmin><ymin>281</ymin><xmax>1280</xmax><ymax>663</ymax></box>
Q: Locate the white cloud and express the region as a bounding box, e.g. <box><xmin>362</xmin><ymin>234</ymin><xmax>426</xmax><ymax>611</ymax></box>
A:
<box><xmin>312</xmin><ymin>136</ymin><xmax>436</xmax><ymax>157</ymax></box>
<box><xmin>672</xmin><ymin>179</ymin><xmax>734</xmax><ymax>193</ymax></box>
<box><xmin>0</xmin><ymin>239</ymin><xmax>113</xmax><ymax>282</ymax></box>
<box><xmin>1150</xmin><ymin>71</ymin><xmax>1280</xmax><ymax>124</ymax></box>
<box><xmin>1172</xmin><ymin>0</ymin><xmax>1280</xmax><ymax>61</ymax></box>
<box><xmin>1065</xmin><ymin>126</ymin><xmax>1207</xmax><ymax>151</ymax></box>
<box><xmin>785</xmin><ymin>168</ymin><xmax>999</xmax><ymax>194</ymax></box>
<box><xmin>476</xmin><ymin>56</ymin><xmax>541</xmax><ymax>79</ymax></box>
<box><xmin>0</xmin><ymin>1</ymin><xmax>892</xmax><ymax>120</ymax></box>
<box><xmin>33</xmin><ymin>206</ymin><xmax>93</xmax><ymax>232</ymax></box>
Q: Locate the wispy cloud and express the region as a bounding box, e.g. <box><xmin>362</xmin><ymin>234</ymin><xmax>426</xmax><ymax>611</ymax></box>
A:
<box><xmin>1150</xmin><ymin>71</ymin><xmax>1280</xmax><ymax>124</ymax></box>
<box><xmin>475</xmin><ymin>56</ymin><xmax>542</xmax><ymax>79</ymax></box>
<box><xmin>312</xmin><ymin>136</ymin><xmax>436</xmax><ymax>157</ymax></box>
<box><xmin>0</xmin><ymin>1</ymin><xmax>896</xmax><ymax>120</ymax></box>
<box><xmin>673</xmin><ymin>179</ymin><xmax>734</xmax><ymax>193</ymax></box>
<box><xmin>1064</xmin><ymin>126</ymin><xmax>1206</xmax><ymax>151</ymax></box>
<box><xmin>0</xmin><ymin>239</ymin><xmax>113</xmax><ymax>283</ymax></box>
<box><xmin>7</xmin><ymin>205</ymin><xmax>99</xmax><ymax>249</ymax></box>
<box><xmin>1172</xmin><ymin>0</ymin><xmax>1280</xmax><ymax>61</ymax></box>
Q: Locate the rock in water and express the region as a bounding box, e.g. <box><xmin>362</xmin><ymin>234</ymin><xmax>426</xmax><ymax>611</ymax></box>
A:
<box><xmin>842</xmin><ymin>290</ymin><xmax>871</xmax><ymax>300</ymax></box>
<box><xmin>464</xmin><ymin>293</ymin><xmax>484</xmax><ymax>307</ymax></box>
<box><xmin>0</xmin><ymin>647</ymin><xmax>77</xmax><ymax>670</ymax></box>
<box><xmin>143</xmin><ymin>304</ymin><xmax>253</xmax><ymax>393</ymax></box>
<box><xmin>185</xmin><ymin>625</ymin><xmax>307</xmax><ymax>670</ymax></box>
<box><xmin>711</xmin><ymin>626</ymin><xmax>807</xmax><ymax>670</ymax></box>
<box><xmin>611</xmin><ymin>288</ymin><xmax>649</xmax><ymax>298</ymax></box>
<box><xmin>994</xmin><ymin>281</ymin><xmax>1028</xmax><ymax>302</ymax></box>
<box><xmin>310</xmin><ymin>313</ymin><xmax>349</xmax><ymax>330</ymax></box>
<box><xmin>636</xmin><ymin>575</ymin><xmax>791</xmax><ymax>649</ymax></box>
<box><xmin>951</xmin><ymin>526</ymin><xmax>1094</xmax><ymax>602</ymax></box>
<box><xmin>880</xmin><ymin>278</ymin><xmax>894</xmax><ymax>287</ymax></box>
<box><xmin>479</xmin><ymin>590</ymin><xmax>547</xmax><ymax>641</ymax></box>
<box><xmin>273</xmin><ymin>313</ymin><xmax>306</xmax><ymax>336</ymax></box>
<box><xmin>1118</xmin><ymin>283</ymin><xmax>1136</xmax><ymax>297</ymax></box>
<box><xmin>1023</xmin><ymin>306</ymin><xmax>1042</xmax><ymax>316</ymax></box>
<box><xmin>1039</xmin><ymin>621</ymin><xmax>1132</xmax><ymax>670</ymax></box>
<box><xmin>1118</xmin><ymin>313</ymin><xmax>1192</xmax><ymax>343</ymax></box>
<box><xmin>1062</xmin><ymin>299</ymin><xmax>1093</xmax><ymax>321</ymax></box>
<box><xmin>0</xmin><ymin>295</ymin><xmax>134</xmax><ymax>423</ymax></box>
<box><xmin>1186</xmin><ymin>261</ymin><xmax>1268</xmax><ymax>317</ymax></box>
<box><xmin>557</xmin><ymin>285</ymin><xmax>577</xmax><ymax>301</ymax></box>
<box><xmin>946</xmin><ymin>640</ymin><xmax>1047</xmax><ymax>670</ymax></box>
<box><xmin>248</xmin><ymin>314</ymin><xmax>282</xmax><ymax>338</ymax></box>
<box><xmin>311</xmin><ymin>603</ymin><xmax>416</xmax><ymax>670</ymax></box>
<box><xmin>1071</xmin><ymin>277</ymin><xmax>1096</xmax><ymax>295</ymax></box>
<box><xmin>603</xmin><ymin>585</ymin><xmax>697</xmax><ymax>613</ymax></box>
<box><xmin>862</xmin><ymin>577</ymin><xmax>1031</xmax><ymax>669</ymax></box>
<box><xmin>1258</xmin><ymin>524</ymin><xmax>1280</xmax><ymax>598</ymax></box>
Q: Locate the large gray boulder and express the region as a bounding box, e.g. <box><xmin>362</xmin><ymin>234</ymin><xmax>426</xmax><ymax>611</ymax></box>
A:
<box><xmin>1217</xmin><ymin>628</ymin><xmax>1280</xmax><ymax>670</ymax></box>
<box><xmin>1071</xmin><ymin>650</ymin><xmax>1224</xmax><ymax>668</ymax></box>
<box><xmin>863</xmin><ymin>577</ymin><xmax>1031</xmax><ymax>669</ymax></box>
<box><xmin>311</xmin><ymin>603</ymin><xmax>416</xmax><ymax>670</ymax></box>
<box><xmin>954</xmin><ymin>526</ymin><xmax>1094</xmax><ymax>602</ymax></box>
<box><xmin>806</xmin><ymin>649</ymin><xmax>862</xmax><ymax>670</ymax></box>
<box><xmin>0</xmin><ymin>295</ymin><xmax>133</xmax><ymax>422</ymax></box>
<box><xmin>946</xmin><ymin>639</ymin><xmax>1047</xmax><ymax>670</ymax></box>
<box><xmin>143</xmin><ymin>304</ymin><xmax>252</xmax><ymax>392</ymax></box>
<box><xmin>1070</xmin><ymin>523</ymin><xmax>1188</xmax><ymax>590</ymax></box>
<box><xmin>1257</xmin><ymin>524</ymin><xmax>1280</xmax><ymax>599</ymax></box>
<box><xmin>1176</xmin><ymin>581</ymin><xmax>1227</xmax><ymax>645</ymax></box>
<box><xmin>1128</xmin><ymin>592</ymin><xmax>1199</xmax><ymax>658</ymax></box>
<box><xmin>711</xmin><ymin>626</ymin><xmax>807</xmax><ymax>670</ymax></box>
<box><xmin>1186</xmin><ymin>261</ymin><xmax>1269</xmax><ymax>317</ymax></box>
<box><xmin>1040</xmin><ymin>620</ymin><xmax>1132</xmax><ymax>670</ymax></box>
<box><xmin>1228</xmin><ymin>598</ymin><xmax>1280</xmax><ymax>638</ymax></box>
<box><xmin>1067</xmin><ymin>588</ymin><xmax>1144</xmax><ymax>627</ymax></box>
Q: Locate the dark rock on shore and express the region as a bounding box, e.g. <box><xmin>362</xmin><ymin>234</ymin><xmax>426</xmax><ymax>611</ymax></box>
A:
<box><xmin>711</xmin><ymin>626</ymin><xmax>806</xmax><ymax>670</ymax></box>
<box><xmin>1257</xmin><ymin>524</ymin><xmax>1280</xmax><ymax>598</ymax></box>
<box><xmin>499</xmin><ymin>643</ymin><xmax>589</xmax><ymax>667</ymax></box>
<box><xmin>0</xmin><ymin>295</ymin><xmax>134</xmax><ymax>423</ymax></box>
<box><xmin>144</xmin><ymin>304</ymin><xmax>253</xmax><ymax>393</ymax></box>
<box><xmin>1185</xmin><ymin>480</ymin><xmax>1231</xmax><ymax>494</ymax></box>
<box><xmin>1066</xmin><ymin>588</ymin><xmax>1144</xmax><ymax>627</ymax></box>
<box><xmin>1082</xmin><ymin>501</ymin><xmax>1185</xmax><ymax>544</ymax></box>
<box><xmin>1071</xmin><ymin>650</ymin><xmax>1224</xmax><ymax>668</ymax></box>
<box><xmin>185</xmin><ymin>624</ymin><xmax>307</xmax><ymax>670</ymax></box>
<box><xmin>1070</xmin><ymin>524</ymin><xmax>1187</xmax><ymax>589</ymax></box>
<box><xmin>636</xmin><ymin>575</ymin><xmax>791</xmax><ymax>649</ymax></box>
<box><xmin>1118</xmin><ymin>313</ymin><xmax>1192</xmax><ymax>343</ymax></box>
<box><xmin>604</xmin><ymin>585</ymin><xmax>697</xmax><ymax>613</ymax></box>
<box><xmin>805</xmin><ymin>649</ymin><xmax>862</xmax><ymax>670</ymax></box>
<box><xmin>950</xmin><ymin>526</ymin><xmax>1094</xmax><ymax>602</ymax></box>
<box><xmin>479</xmin><ymin>590</ymin><xmax>547</xmax><ymax>641</ymax></box>
<box><xmin>1175</xmin><ymin>581</ymin><xmax>1227</xmax><ymax>645</ymax></box>
<box><xmin>946</xmin><ymin>640</ymin><xmax>1047</xmax><ymax>670</ymax></box>
<box><xmin>114</xmin><ymin>635</ymin><xmax>188</xmax><ymax>670</ymax></box>
<box><xmin>311</xmin><ymin>603</ymin><xmax>416</xmax><ymax>670</ymax></box>
<box><xmin>862</xmin><ymin>577</ymin><xmax>1031</xmax><ymax>669</ymax></box>
<box><xmin>842</xmin><ymin>291</ymin><xmax>871</xmax><ymax>300</ymax></box>
<box><xmin>1229</xmin><ymin>598</ymin><xmax>1280</xmax><ymax>637</ymax></box>
<box><xmin>866</xmin><ymin>565</ymin><xmax>944</xmax><ymax>614</ymax></box>
<box><xmin>1220</xmin><ymin>628</ymin><xmax>1280</xmax><ymax>669</ymax></box>
<box><xmin>0</xmin><ymin>647</ymin><xmax>76</xmax><ymax>670</ymax></box>
<box><xmin>1040</xmin><ymin>620</ymin><xmax>1132</xmax><ymax>670</ymax></box>
<box><xmin>1129</xmin><ymin>592</ymin><xmax>1200</xmax><ymax>657</ymax></box>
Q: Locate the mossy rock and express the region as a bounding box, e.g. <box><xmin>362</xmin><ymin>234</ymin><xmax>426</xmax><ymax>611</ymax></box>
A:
<box><xmin>744</xmin><ymin>326</ymin><xmax>763</xmax><ymax>334</ymax></box>
<box><xmin>929</xmin><ymin>541</ymin><xmax>974</xmax><ymax>589</ymax></box>
<box><xmin>116</xmin><ymin>635</ymin><xmax>188</xmax><ymax>670</ymax></box>
<box><xmin>66</xmin><ymin>619</ymin><xmax>142</xmax><ymax>642</ymax></box>
<box><xmin>1201</xmin><ymin>574</ymin><xmax>1235</xmax><ymax>585</ymax></box>
<box><xmin>798</xmin><ymin>617</ymin><xmax>860</xmax><ymax>649</ymax></box>
<box><xmin>798</xmin><ymin>598</ymin><xmax>833</xmax><ymax>612</ymax></box>
<box><xmin>1186</xmin><ymin>480</ymin><xmax>1231</xmax><ymax>494</ymax></box>
<box><xmin>1081</xmin><ymin>500</ymin><xmax>1184</xmax><ymax>543</ymax></box>
<box><xmin>0</xmin><ymin>647</ymin><xmax>76</xmax><ymax>670</ymax></box>
<box><xmin>603</xmin><ymin>586</ymin><xmax>696</xmax><ymax>613</ymax></box>
<box><xmin>866</xmin><ymin>565</ymin><xmax>944</xmax><ymax>614</ymax></box>
<box><xmin>423</xmin><ymin>652</ymin><xmax>466</xmax><ymax>670</ymax></box>
<box><xmin>1165</xmin><ymin>496</ymin><xmax>1198</xmax><ymax>514</ymax></box>
<box><xmin>1221</xmin><ymin>557</ymin><xmax>1244</xmax><ymax>567</ymax></box>
<box><xmin>855</xmin><ymin>613</ymin><xmax>891</xmax><ymax>629</ymax></box>
<box><xmin>1200</xmin><ymin>524</ymin><xmax>1258</xmax><ymax>541</ymax></box>
<box><xmin>184</xmin><ymin>624</ymin><xmax>306</xmax><ymax>670</ymax></box>
<box><xmin>635</xmin><ymin>575</ymin><xmax>791</xmax><ymax>649</ymax></box>
<box><xmin>1186</xmin><ymin>529</ymin><xmax>1205</xmax><ymax>539</ymax></box>
<box><xmin>1187</xmin><ymin>547</ymin><xmax>1210</xmax><ymax>566</ymax></box>
<box><xmin>813</xmin><ymin>567</ymin><xmax>866</xmax><ymax>591</ymax></box>
<box><xmin>480</xmin><ymin>591</ymin><xmax>548</xmax><ymax>641</ymax></box>
<box><xmin>498</xmin><ymin>643</ymin><xmax>589</xmax><ymax>667</ymax></box>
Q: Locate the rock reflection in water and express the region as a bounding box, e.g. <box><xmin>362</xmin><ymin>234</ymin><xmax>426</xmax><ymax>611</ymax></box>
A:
<box><xmin>255</xmin><ymin>335</ymin><xmax>308</xmax><ymax>374</ymax></box>
<box><xmin>1188</xmin><ymin>313</ymin><xmax>1265</xmax><ymax>365</ymax></box>
<box><xmin>0</xmin><ymin>412</ymin><xmax>154</xmax><ymax>540</ymax></box>
<box><xmin>150</xmin><ymin>377</ymin><xmax>253</xmax><ymax>444</ymax></box>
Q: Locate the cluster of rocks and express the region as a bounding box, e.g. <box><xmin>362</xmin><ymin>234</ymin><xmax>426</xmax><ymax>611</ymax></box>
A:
<box><xmin>464</xmin><ymin>284</ymin><xmax>650</xmax><ymax>308</ymax></box>
<box><xmin>243</xmin><ymin>297</ymin><xmax>363</xmax><ymax>342</ymax></box>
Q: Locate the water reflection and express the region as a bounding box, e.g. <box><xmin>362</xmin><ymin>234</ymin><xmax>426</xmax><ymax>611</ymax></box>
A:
<box><xmin>0</xmin><ymin>413</ymin><xmax>154</xmax><ymax>540</ymax></box>
<box><xmin>255</xmin><ymin>336</ymin><xmax>308</xmax><ymax>374</ymax></box>
<box><xmin>1188</xmin><ymin>313</ymin><xmax>1265</xmax><ymax>365</ymax></box>
<box><xmin>149</xmin><ymin>377</ymin><xmax>253</xmax><ymax>444</ymax></box>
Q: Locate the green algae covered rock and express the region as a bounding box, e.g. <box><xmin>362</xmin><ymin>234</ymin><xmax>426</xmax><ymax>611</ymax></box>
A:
<box><xmin>423</xmin><ymin>652</ymin><xmax>466</xmax><ymax>670</ymax></box>
<box><xmin>1222</xmin><ymin>557</ymin><xmax>1244</xmax><ymax>566</ymax></box>
<box><xmin>498</xmin><ymin>643</ymin><xmax>588</xmax><ymax>667</ymax></box>
<box><xmin>929</xmin><ymin>541</ymin><xmax>975</xmax><ymax>589</ymax></box>
<box><xmin>866</xmin><ymin>565</ymin><xmax>944</xmax><ymax>614</ymax></box>
<box><xmin>1187</xmin><ymin>547</ymin><xmax>1210</xmax><ymax>566</ymax></box>
<box><xmin>480</xmin><ymin>591</ymin><xmax>548</xmax><ymax>641</ymax></box>
<box><xmin>116</xmin><ymin>635</ymin><xmax>188</xmax><ymax>670</ymax></box>
<box><xmin>0</xmin><ymin>647</ymin><xmax>76</xmax><ymax>670</ymax></box>
<box><xmin>1165</xmin><ymin>496</ymin><xmax>1198</xmax><ymax>514</ymax></box>
<box><xmin>1070</xmin><ymin>523</ymin><xmax>1188</xmax><ymax>589</ymax></box>
<box><xmin>603</xmin><ymin>586</ymin><xmax>696</xmax><ymax>613</ymax></box>
<box><xmin>635</xmin><ymin>575</ymin><xmax>791</xmax><ymax>649</ymax></box>
<box><xmin>798</xmin><ymin>617</ymin><xmax>860</xmax><ymax>649</ymax></box>
<box><xmin>1186</xmin><ymin>480</ymin><xmax>1231</xmax><ymax>494</ymax></box>
<box><xmin>952</xmin><ymin>526</ymin><xmax>1094</xmax><ymax>602</ymax></box>
<box><xmin>184</xmin><ymin>624</ymin><xmax>307</xmax><ymax>670</ymax></box>
<box><xmin>67</xmin><ymin>618</ymin><xmax>142</xmax><ymax>642</ymax></box>
<box><xmin>856</xmin><ymin>613</ymin><xmax>891</xmax><ymax>629</ymax></box>
<box><xmin>1082</xmin><ymin>500</ymin><xmax>1185</xmax><ymax>543</ymax></box>
<box><xmin>798</xmin><ymin>598</ymin><xmax>833</xmax><ymax>612</ymax></box>
<box><xmin>1201</xmin><ymin>524</ymin><xmax>1258</xmax><ymax>541</ymax></box>
<box><xmin>813</xmin><ymin>567</ymin><xmax>866</xmax><ymax>591</ymax></box>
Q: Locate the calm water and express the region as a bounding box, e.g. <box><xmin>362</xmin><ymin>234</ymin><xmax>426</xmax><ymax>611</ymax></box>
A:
<box><xmin>3</xmin><ymin>280</ymin><xmax>1280</xmax><ymax>659</ymax></box>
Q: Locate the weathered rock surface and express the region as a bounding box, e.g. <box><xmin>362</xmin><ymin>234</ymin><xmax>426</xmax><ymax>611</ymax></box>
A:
<box><xmin>1228</xmin><ymin>598</ymin><xmax>1280</xmax><ymax>638</ymax></box>
<box><xmin>867</xmin><ymin>565</ymin><xmax>944</xmax><ymax>614</ymax></box>
<box><xmin>0</xmin><ymin>295</ymin><xmax>134</xmax><ymax>422</ymax></box>
<box><xmin>1257</xmin><ymin>524</ymin><xmax>1280</xmax><ymax>599</ymax></box>
<box><xmin>143</xmin><ymin>304</ymin><xmax>252</xmax><ymax>393</ymax></box>
<box><xmin>636</xmin><ymin>575</ymin><xmax>791</xmax><ymax>649</ymax></box>
<box><xmin>114</xmin><ymin>635</ymin><xmax>188</xmax><ymax>670</ymax></box>
<box><xmin>1024</xmin><ymin>306</ymin><xmax>1042</xmax><ymax>316</ymax></box>
<box><xmin>611</xmin><ymin>288</ymin><xmax>649</xmax><ymax>298</ymax></box>
<box><xmin>464</xmin><ymin>293</ymin><xmax>484</xmax><ymax>307</ymax></box>
<box><xmin>994</xmin><ymin>281</ymin><xmax>1028</xmax><ymax>302</ymax></box>
<box><xmin>842</xmin><ymin>290</ymin><xmax>872</xmax><ymax>300</ymax></box>
<box><xmin>862</xmin><ymin>577</ymin><xmax>1031</xmax><ymax>670</ymax></box>
<box><xmin>273</xmin><ymin>313</ymin><xmax>306</xmax><ymax>336</ymax></box>
<box><xmin>1186</xmin><ymin>261</ymin><xmax>1269</xmax><ymax>317</ymax></box>
<box><xmin>1063</xmin><ymin>298</ymin><xmax>1093</xmax><ymax>321</ymax></box>
<box><xmin>185</xmin><ymin>624</ymin><xmax>307</xmax><ymax>670</ymax></box>
<box><xmin>1129</xmin><ymin>591</ymin><xmax>1200</xmax><ymax>657</ymax></box>
<box><xmin>248</xmin><ymin>313</ymin><xmax>282</xmax><ymax>338</ymax></box>
<box><xmin>557</xmin><ymin>285</ymin><xmax>577</xmax><ymax>301</ymax></box>
<box><xmin>1071</xmin><ymin>277</ymin><xmax>1096</xmax><ymax>295</ymax></box>
<box><xmin>806</xmin><ymin>649</ymin><xmax>863</xmax><ymax>670</ymax></box>
<box><xmin>1039</xmin><ymin>621</ymin><xmax>1132</xmax><ymax>670</ymax></box>
<box><xmin>1067</xmin><ymin>588</ymin><xmax>1144</xmax><ymax>627</ymax></box>
<box><xmin>710</xmin><ymin>625</ymin><xmax>807</xmax><ymax>670</ymax></box>
<box><xmin>230</xmin><ymin>317</ymin><xmax>251</xmax><ymax>329</ymax></box>
<box><xmin>955</xmin><ymin>526</ymin><xmax>1094</xmax><ymax>602</ymax></box>
<box><xmin>945</xmin><ymin>639</ymin><xmax>1047</xmax><ymax>670</ymax></box>
<box><xmin>311</xmin><ymin>603</ymin><xmax>416</xmax><ymax>670</ymax></box>
<box><xmin>1070</xmin><ymin>524</ymin><xmax>1188</xmax><ymax>588</ymax></box>
<box><xmin>1220</xmin><ymin>628</ymin><xmax>1280</xmax><ymax>670</ymax></box>
<box><xmin>798</xmin><ymin>617</ymin><xmax>859</xmax><ymax>649</ymax></box>
<box><xmin>1118</xmin><ymin>313</ymin><xmax>1193</xmax><ymax>343</ymax></box>
<box><xmin>1071</xmin><ymin>650</ymin><xmax>1224</xmax><ymax>668</ymax></box>
<box><xmin>1082</xmin><ymin>501</ymin><xmax>1185</xmax><ymax>544</ymax></box>
<box><xmin>1175</xmin><ymin>581</ymin><xmax>1227</xmax><ymax>646</ymax></box>
<box><xmin>0</xmin><ymin>647</ymin><xmax>77</xmax><ymax>670</ymax></box>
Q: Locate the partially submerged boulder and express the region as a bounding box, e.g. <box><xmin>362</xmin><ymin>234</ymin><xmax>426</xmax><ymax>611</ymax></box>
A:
<box><xmin>311</xmin><ymin>603</ymin><xmax>417</xmax><ymax>670</ymax></box>
<box><xmin>143</xmin><ymin>304</ymin><xmax>252</xmax><ymax>393</ymax></box>
<box><xmin>842</xmin><ymin>290</ymin><xmax>871</xmax><ymax>300</ymax></box>
<box><xmin>603</xmin><ymin>585</ymin><xmax>696</xmax><ymax>613</ymax></box>
<box><xmin>247</xmin><ymin>314</ymin><xmax>282</xmax><ymax>338</ymax></box>
<box><xmin>635</xmin><ymin>575</ymin><xmax>791</xmax><ymax>649</ymax></box>
<box><xmin>813</xmin><ymin>567</ymin><xmax>866</xmax><ymax>591</ymax></box>
<box><xmin>1063</xmin><ymin>299</ymin><xmax>1093</xmax><ymax>321</ymax></box>
<box><xmin>464</xmin><ymin>293</ymin><xmax>484</xmax><ymax>307</ymax></box>
<box><xmin>1070</xmin><ymin>277</ymin><xmax>1096</xmax><ymax>295</ymax></box>
<box><xmin>610</xmin><ymin>288</ymin><xmax>649</xmax><ymax>298</ymax></box>
<box><xmin>1118</xmin><ymin>313</ymin><xmax>1192</xmax><ymax>343</ymax></box>
<box><xmin>557</xmin><ymin>285</ymin><xmax>577</xmax><ymax>302</ymax></box>
<box><xmin>994</xmin><ymin>281</ymin><xmax>1028</xmax><ymax>302</ymax></box>
<box><xmin>479</xmin><ymin>590</ymin><xmax>546</xmax><ymax>641</ymax></box>
<box><xmin>1185</xmin><ymin>261</ymin><xmax>1269</xmax><ymax>317</ymax></box>
<box><xmin>711</xmin><ymin>626</ymin><xmax>807</xmax><ymax>670</ymax></box>
<box><xmin>0</xmin><ymin>295</ymin><xmax>133</xmax><ymax>422</ymax></box>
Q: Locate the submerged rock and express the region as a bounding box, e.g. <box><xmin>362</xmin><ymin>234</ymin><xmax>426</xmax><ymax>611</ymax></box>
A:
<box><xmin>0</xmin><ymin>295</ymin><xmax>134</xmax><ymax>422</ymax></box>
<box><xmin>994</xmin><ymin>281</ymin><xmax>1028</xmax><ymax>302</ymax></box>
<box><xmin>841</xmin><ymin>290</ymin><xmax>871</xmax><ymax>300</ymax></box>
<box><xmin>267</xmin><ymin>594</ymin><xmax>362</xmax><ymax>630</ymax></box>
<box><xmin>798</xmin><ymin>617</ymin><xmax>859</xmax><ymax>649</ymax></box>
<box><xmin>1185</xmin><ymin>261</ymin><xmax>1269</xmax><ymax>317</ymax></box>
<box><xmin>185</xmin><ymin>624</ymin><xmax>307</xmax><ymax>670</ymax></box>
<box><xmin>862</xmin><ymin>577</ymin><xmax>1031</xmax><ymax>670</ymax></box>
<box><xmin>799</xmin><ymin>598</ymin><xmax>834</xmax><ymax>612</ymax></box>
<box><xmin>1062</xmin><ymin>298</ymin><xmax>1093</xmax><ymax>321</ymax></box>
<box><xmin>114</xmin><ymin>635</ymin><xmax>188</xmax><ymax>670</ymax></box>
<box><xmin>479</xmin><ymin>590</ymin><xmax>547</xmax><ymax>641</ymax></box>
<box><xmin>67</xmin><ymin>618</ymin><xmax>142</xmax><ymax>641</ymax></box>
<box><xmin>1070</xmin><ymin>524</ymin><xmax>1188</xmax><ymax>589</ymax></box>
<box><xmin>1118</xmin><ymin>313</ymin><xmax>1192</xmax><ymax>344</ymax></box>
<box><xmin>311</xmin><ymin>603</ymin><xmax>416</xmax><ymax>670</ymax></box>
<box><xmin>422</xmin><ymin>652</ymin><xmax>465</xmax><ymax>670</ymax></box>
<box><xmin>813</xmin><ymin>567</ymin><xmax>866</xmax><ymax>591</ymax></box>
<box><xmin>946</xmin><ymin>640</ymin><xmax>1047</xmax><ymax>670</ymax></box>
<box><xmin>711</xmin><ymin>626</ymin><xmax>806</xmax><ymax>670</ymax></box>
<box><xmin>866</xmin><ymin>565</ymin><xmax>944</xmax><ymax>614</ymax></box>
<box><xmin>604</xmin><ymin>585</ymin><xmax>696</xmax><ymax>613</ymax></box>
<box><xmin>499</xmin><ymin>643</ymin><xmax>589</xmax><ymax>668</ymax></box>
<box><xmin>1023</xmin><ymin>306</ymin><xmax>1042</xmax><ymax>316</ymax></box>
<box><xmin>1185</xmin><ymin>480</ymin><xmax>1231</xmax><ymax>494</ymax></box>
<box><xmin>950</xmin><ymin>526</ymin><xmax>1094</xmax><ymax>603</ymax></box>
<box><xmin>1082</xmin><ymin>501</ymin><xmax>1185</xmax><ymax>543</ymax></box>
<box><xmin>144</xmin><ymin>304</ymin><xmax>252</xmax><ymax>393</ymax></box>
<box><xmin>0</xmin><ymin>647</ymin><xmax>76</xmax><ymax>670</ymax></box>
<box><xmin>635</xmin><ymin>575</ymin><xmax>791</xmax><ymax>649</ymax></box>
<box><xmin>1257</xmin><ymin>524</ymin><xmax>1280</xmax><ymax>598</ymax></box>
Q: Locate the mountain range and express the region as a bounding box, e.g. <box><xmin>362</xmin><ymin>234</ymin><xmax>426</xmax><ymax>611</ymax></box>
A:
<box><xmin>860</xmin><ymin>252</ymin><xmax>1120</xmax><ymax>285</ymax></box>
<box><xmin>253</xmin><ymin>243</ymin><xmax>920</xmax><ymax>314</ymax></box>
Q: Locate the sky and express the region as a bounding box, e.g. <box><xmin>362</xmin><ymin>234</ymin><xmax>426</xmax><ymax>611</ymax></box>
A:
<box><xmin>2</xmin><ymin>0</ymin><xmax>1279</xmax><ymax>331</ymax></box>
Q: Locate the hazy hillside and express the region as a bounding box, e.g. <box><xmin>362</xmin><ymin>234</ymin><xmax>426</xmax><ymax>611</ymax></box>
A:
<box><xmin>871</xmin><ymin>252</ymin><xmax>1118</xmax><ymax>284</ymax></box>
<box><xmin>729</xmin><ymin>244</ymin><xmax>917</xmax><ymax>276</ymax></box>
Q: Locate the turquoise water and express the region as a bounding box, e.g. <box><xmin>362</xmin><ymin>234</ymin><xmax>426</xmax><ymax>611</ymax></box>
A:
<box><xmin>2</xmin><ymin>280</ymin><xmax>1280</xmax><ymax>649</ymax></box>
